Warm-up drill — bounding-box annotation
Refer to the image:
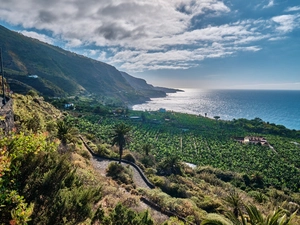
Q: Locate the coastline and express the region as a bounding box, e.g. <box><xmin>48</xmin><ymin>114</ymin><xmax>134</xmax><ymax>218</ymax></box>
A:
<box><xmin>130</xmin><ymin>89</ymin><xmax>300</xmax><ymax>131</ymax></box>
<box><xmin>128</xmin><ymin>88</ymin><xmax>185</xmax><ymax>109</ymax></box>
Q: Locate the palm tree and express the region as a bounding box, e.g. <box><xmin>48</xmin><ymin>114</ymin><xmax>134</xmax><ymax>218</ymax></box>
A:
<box><xmin>57</xmin><ymin>120</ymin><xmax>70</xmax><ymax>146</ymax></box>
<box><xmin>142</xmin><ymin>143</ymin><xmax>152</xmax><ymax>156</ymax></box>
<box><xmin>158</xmin><ymin>155</ymin><xmax>182</xmax><ymax>175</ymax></box>
<box><xmin>223</xmin><ymin>190</ymin><xmax>243</xmax><ymax>218</ymax></box>
<box><xmin>111</xmin><ymin>122</ymin><xmax>131</xmax><ymax>164</ymax></box>
<box><xmin>56</xmin><ymin>120</ymin><xmax>78</xmax><ymax>147</ymax></box>
<box><xmin>201</xmin><ymin>203</ymin><xmax>296</xmax><ymax>225</ymax></box>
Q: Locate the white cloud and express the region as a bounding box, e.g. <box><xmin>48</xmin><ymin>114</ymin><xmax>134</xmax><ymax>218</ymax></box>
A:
<box><xmin>268</xmin><ymin>36</ymin><xmax>287</xmax><ymax>41</ymax></box>
<box><xmin>263</xmin><ymin>0</ymin><xmax>274</xmax><ymax>9</ymax></box>
<box><xmin>285</xmin><ymin>6</ymin><xmax>300</xmax><ymax>12</ymax></box>
<box><xmin>0</xmin><ymin>0</ymin><xmax>299</xmax><ymax>72</ymax></box>
<box><xmin>19</xmin><ymin>30</ymin><xmax>54</xmax><ymax>44</ymax></box>
<box><xmin>65</xmin><ymin>39</ymin><xmax>82</xmax><ymax>47</ymax></box>
<box><xmin>272</xmin><ymin>14</ymin><xmax>300</xmax><ymax>33</ymax></box>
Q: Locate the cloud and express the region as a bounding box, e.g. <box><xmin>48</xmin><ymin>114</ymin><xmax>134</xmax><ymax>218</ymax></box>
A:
<box><xmin>0</xmin><ymin>0</ymin><xmax>299</xmax><ymax>72</ymax></box>
<box><xmin>285</xmin><ymin>6</ymin><xmax>300</xmax><ymax>12</ymax></box>
<box><xmin>19</xmin><ymin>30</ymin><xmax>54</xmax><ymax>44</ymax></box>
<box><xmin>272</xmin><ymin>14</ymin><xmax>300</xmax><ymax>33</ymax></box>
<box><xmin>268</xmin><ymin>36</ymin><xmax>287</xmax><ymax>41</ymax></box>
<box><xmin>263</xmin><ymin>0</ymin><xmax>274</xmax><ymax>9</ymax></box>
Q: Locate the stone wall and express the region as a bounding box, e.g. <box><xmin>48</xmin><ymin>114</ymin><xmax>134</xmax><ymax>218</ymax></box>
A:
<box><xmin>0</xmin><ymin>98</ymin><xmax>14</xmax><ymax>134</ymax></box>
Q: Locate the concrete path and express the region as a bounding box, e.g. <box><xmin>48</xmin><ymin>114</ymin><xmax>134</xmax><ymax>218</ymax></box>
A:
<box><xmin>91</xmin><ymin>157</ymin><xmax>151</xmax><ymax>189</ymax></box>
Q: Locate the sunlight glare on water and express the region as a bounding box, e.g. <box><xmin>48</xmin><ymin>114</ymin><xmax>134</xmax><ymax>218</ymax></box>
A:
<box><xmin>132</xmin><ymin>89</ymin><xmax>300</xmax><ymax>130</ymax></box>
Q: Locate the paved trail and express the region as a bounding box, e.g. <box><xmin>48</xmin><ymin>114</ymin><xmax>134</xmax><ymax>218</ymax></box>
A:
<box><xmin>91</xmin><ymin>157</ymin><xmax>150</xmax><ymax>189</ymax></box>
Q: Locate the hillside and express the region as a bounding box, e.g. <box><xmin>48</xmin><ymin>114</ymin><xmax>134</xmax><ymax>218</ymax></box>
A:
<box><xmin>120</xmin><ymin>71</ymin><xmax>183</xmax><ymax>98</ymax></box>
<box><xmin>1</xmin><ymin>92</ymin><xmax>300</xmax><ymax>224</ymax></box>
<box><xmin>0</xmin><ymin>25</ymin><xmax>152</xmax><ymax>103</ymax></box>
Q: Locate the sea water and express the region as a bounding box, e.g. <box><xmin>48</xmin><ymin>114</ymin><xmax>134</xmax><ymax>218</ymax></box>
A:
<box><xmin>132</xmin><ymin>89</ymin><xmax>300</xmax><ymax>131</ymax></box>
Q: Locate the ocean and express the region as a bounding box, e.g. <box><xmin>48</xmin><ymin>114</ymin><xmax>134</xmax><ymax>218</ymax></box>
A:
<box><xmin>132</xmin><ymin>89</ymin><xmax>300</xmax><ymax>131</ymax></box>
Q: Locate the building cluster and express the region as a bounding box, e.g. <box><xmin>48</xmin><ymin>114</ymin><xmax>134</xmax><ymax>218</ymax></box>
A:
<box><xmin>235</xmin><ymin>136</ymin><xmax>268</xmax><ymax>146</ymax></box>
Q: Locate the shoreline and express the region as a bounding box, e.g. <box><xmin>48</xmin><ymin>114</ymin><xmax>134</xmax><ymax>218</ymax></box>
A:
<box><xmin>130</xmin><ymin>89</ymin><xmax>300</xmax><ymax>131</ymax></box>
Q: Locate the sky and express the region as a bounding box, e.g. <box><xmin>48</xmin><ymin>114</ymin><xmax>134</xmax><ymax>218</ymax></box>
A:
<box><xmin>0</xmin><ymin>0</ymin><xmax>299</xmax><ymax>90</ymax></box>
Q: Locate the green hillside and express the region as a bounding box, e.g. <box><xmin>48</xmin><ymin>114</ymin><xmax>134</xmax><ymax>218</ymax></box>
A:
<box><xmin>0</xmin><ymin>25</ymin><xmax>148</xmax><ymax>103</ymax></box>
<box><xmin>1</xmin><ymin>92</ymin><xmax>300</xmax><ymax>224</ymax></box>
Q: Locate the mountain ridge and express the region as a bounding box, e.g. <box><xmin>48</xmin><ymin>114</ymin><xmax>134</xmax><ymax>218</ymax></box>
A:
<box><xmin>0</xmin><ymin>25</ymin><xmax>180</xmax><ymax>104</ymax></box>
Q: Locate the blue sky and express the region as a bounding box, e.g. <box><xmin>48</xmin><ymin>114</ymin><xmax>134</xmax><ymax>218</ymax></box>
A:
<box><xmin>0</xmin><ymin>0</ymin><xmax>299</xmax><ymax>90</ymax></box>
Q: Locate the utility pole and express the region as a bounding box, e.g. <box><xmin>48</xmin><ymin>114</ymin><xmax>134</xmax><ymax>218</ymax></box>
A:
<box><xmin>0</xmin><ymin>47</ymin><xmax>5</xmax><ymax>105</ymax></box>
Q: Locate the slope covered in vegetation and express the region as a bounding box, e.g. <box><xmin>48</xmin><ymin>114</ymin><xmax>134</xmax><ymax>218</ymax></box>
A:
<box><xmin>0</xmin><ymin>25</ymin><xmax>148</xmax><ymax>103</ymax></box>
<box><xmin>55</xmin><ymin>95</ymin><xmax>300</xmax><ymax>224</ymax></box>
<box><xmin>1</xmin><ymin>92</ymin><xmax>300</xmax><ymax>224</ymax></box>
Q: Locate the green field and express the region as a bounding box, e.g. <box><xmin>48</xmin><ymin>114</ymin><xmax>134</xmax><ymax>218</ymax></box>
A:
<box><xmin>67</xmin><ymin>110</ymin><xmax>300</xmax><ymax>192</ymax></box>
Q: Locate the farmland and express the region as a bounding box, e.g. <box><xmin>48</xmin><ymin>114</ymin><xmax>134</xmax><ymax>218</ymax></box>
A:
<box><xmin>67</xmin><ymin>110</ymin><xmax>300</xmax><ymax>192</ymax></box>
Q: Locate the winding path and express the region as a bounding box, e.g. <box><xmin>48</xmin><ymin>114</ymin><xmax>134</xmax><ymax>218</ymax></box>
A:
<box><xmin>80</xmin><ymin>136</ymin><xmax>195</xmax><ymax>224</ymax></box>
<box><xmin>91</xmin><ymin>157</ymin><xmax>151</xmax><ymax>189</ymax></box>
<box><xmin>80</xmin><ymin>136</ymin><xmax>155</xmax><ymax>189</ymax></box>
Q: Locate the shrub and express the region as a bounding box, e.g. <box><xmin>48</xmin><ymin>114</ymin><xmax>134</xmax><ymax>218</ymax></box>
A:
<box><xmin>141</xmin><ymin>155</ymin><xmax>156</xmax><ymax>168</ymax></box>
<box><xmin>105</xmin><ymin>203</ymin><xmax>154</xmax><ymax>225</ymax></box>
<box><xmin>96</xmin><ymin>143</ymin><xmax>113</xmax><ymax>157</ymax></box>
<box><xmin>196</xmin><ymin>197</ymin><xmax>222</xmax><ymax>213</ymax></box>
<box><xmin>197</xmin><ymin>172</ymin><xmax>224</xmax><ymax>187</ymax></box>
<box><xmin>248</xmin><ymin>190</ymin><xmax>268</xmax><ymax>203</ymax></box>
<box><xmin>145</xmin><ymin>168</ymin><xmax>157</xmax><ymax>176</ymax></box>
<box><xmin>26</xmin><ymin>89</ymin><xmax>39</xmax><ymax>97</ymax></box>
<box><xmin>78</xmin><ymin>149</ymin><xmax>91</xmax><ymax>160</ymax></box>
<box><xmin>106</xmin><ymin>162</ymin><xmax>134</xmax><ymax>185</ymax></box>
<box><xmin>150</xmin><ymin>175</ymin><xmax>165</xmax><ymax>187</ymax></box>
<box><xmin>123</xmin><ymin>153</ymin><xmax>136</xmax><ymax>163</ymax></box>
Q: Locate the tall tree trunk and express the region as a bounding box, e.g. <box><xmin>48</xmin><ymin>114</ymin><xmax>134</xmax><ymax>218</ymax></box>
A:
<box><xmin>119</xmin><ymin>145</ymin><xmax>123</xmax><ymax>164</ymax></box>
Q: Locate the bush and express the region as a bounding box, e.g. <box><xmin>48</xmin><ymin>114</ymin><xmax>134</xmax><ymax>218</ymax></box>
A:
<box><xmin>150</xmin><ymin>175</ymin><xmax>165</xmax><ymax>187</ymax></box>
<box><xmin>196</xmin><ymin>197</ymin><xmax>222</xmax><ymax>213</ymax></box>
<box><xmin>141</xmin><ymin>155</ymin><xmax>156</xmax><ymax>168</ymax></box>
<box><xmin>123</xmin><ymin>153</ymin><xmax>136</xmax><ymax>163</ymax></box>
<box><xmin>103</xmin><ymin>203</ymin><xmax>154</xmax><ymax>225</ymax></box>
<box><xmin>26</xmin><ymin>89</ymin><xmax>38</xmax><ymax>97</ymax></box>
<box><xmin>96</xmin><ymin>143</ymin><xmax>113</xmax><ymax>157</ymax></box>
<box><xmin>248</xmin><ymin>190</ymin><xmax>268</xmax><ymax>203</ymax></box>
<box><xmin>106</xmin><ymin>162</ymin><xmax>134</xmax><ymax>185</ymax></box>
<box><xmin>145</xmin><ymin>168</ymin><xmax>157</xmax><ymax>176</ymax></box>
<box><xmin>197</xmin><ymin>172</ymin><xmax>224</xmax><ymax>187</ymax></box>
<box><xmin>78</xmin><ymin>149</ymin><xmax>91</xmax><ymax>160</ymax></box>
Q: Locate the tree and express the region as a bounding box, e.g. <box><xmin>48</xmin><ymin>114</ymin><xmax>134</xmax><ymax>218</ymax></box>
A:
<box><xmin>251</xmin><ymin>171</ymin><xmax>264</xmax><ymax>188</ymax></box>
<box><xmin>157</xmin><ymin>155</ymin><xmax>183</xmax><ymax>176</ymax></box>
<box><xmin>111</xmin><ymin>123</ymin><xmax>131</xmax><ymax>164</ymax></box>
<box><xmin>56</xmin><ymin>120</ymin><xmax>78</xmax><ymax>147</ymax></box>
<box><xmin>201</xmin><ymin>203</ymin><xmax>297</xmax><ymax>225</ymax></box>
<box><xmin>223</xmin><ymin>190</ymin><xmax>243</xmax><ymax>218</ymax></box>
<box><xmin>142</xmin><ymin>143</ymin><xmax>152</xmax><ymax>156</ymax></box>
<box><xmin>141</xmin><ymin>112</ymin><xmax>146</xmax><ymax>122</ymax></box>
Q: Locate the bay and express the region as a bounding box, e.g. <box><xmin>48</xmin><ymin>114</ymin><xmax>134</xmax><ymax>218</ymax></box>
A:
<box><xmin>132</xmin><ymin>89</ymin><xmax>300</xmax><ymax>131</ymax></box>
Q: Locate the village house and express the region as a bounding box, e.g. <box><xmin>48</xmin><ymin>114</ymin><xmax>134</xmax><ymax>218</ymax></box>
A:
<box><xmin>158</xmin><ymin>108</ymin><xmax>166</xmax><ymax>113</ymax></box>
<box><xmin>64</xmin><ymin>103</ymin><xmax>74</xmax><ymax>109</ymax></box>
<box><xmin>235</xmin><ymin>136</ymin><xmax>268</xmax><ymax>146</ymax></box>
<box><xmin>129</xmin><ymin>116</ymin><xmax>142</xmax><ymax>121</ymax></box>
<box><xmin>28</xmin><ymin>75</ymin><xmax>38</xmax><ymax>78</ymax></box>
